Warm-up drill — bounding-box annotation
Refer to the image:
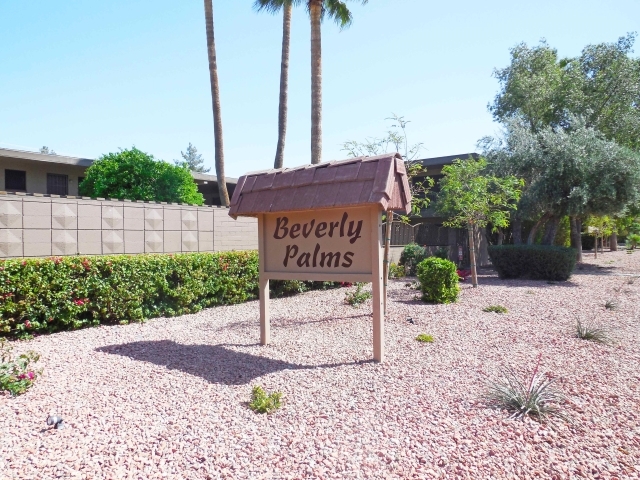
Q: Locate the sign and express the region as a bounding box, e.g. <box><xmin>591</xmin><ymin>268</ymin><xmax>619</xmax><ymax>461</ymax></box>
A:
<box><xmin>263</xmin><ymin>207</ymin><xmax>373</xmax><ymax>277</ymax></box>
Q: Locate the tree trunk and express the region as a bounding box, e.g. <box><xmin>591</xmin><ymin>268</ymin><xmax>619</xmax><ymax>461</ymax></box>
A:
<box><xmin>512</xmin><ymin>218</ymin><xmax>522</xmax><ymax>245</ymax></box>
<box><xmin>274</xmin><ymin>4</ymin><xmax>292</xmax><ymax>169</ymax></box>
<box><xmin>542</xmin><ymin>216</ymin><xmax>560</xmax><ymax>245</ymax></box>
<box><xmin>527</xmin><ymin>213</ymin><xmax>551</xmax><ymax>245</ymax></box>
<box><xmin>204</xmin><ymin>0</ymin><xmax>229</xmax><ymax>206</ymax></box>
<box><xmin>610</xmin><ymin>231</ymin><xmax>618</xmax><ymax>251</ymax></box>
<box><xmin>594</xmin><ymin>234</ymin><xmax>598</xmax><ymax>259</ymax></box>
<box><xmin>570</xmin><ymin>216</ymin><xmax>583</xmax><ymax>262</ymax></box>
<box><xmin>497</xmin><ymin>228</ymin><xmax>504</xmax><ymax>246</ymax></box>
<box><xmin>468</xmin><ymin>224</ymin><xmax>478</xmax><ymax>287</ymax></box>
<box><xmin>309</xmin><ymin>0</ymin><xmax>322</xmax><ymax>165</ymax></box>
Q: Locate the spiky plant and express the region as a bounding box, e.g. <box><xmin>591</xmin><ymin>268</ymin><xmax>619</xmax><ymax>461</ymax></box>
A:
<box><xmin>575</xmin><ymin>320</ymin><xmax>611</xmax><ymax>344</ymax></box>
<box><xmin>484</xmin><ymin>354</ymin><xmax>567</xmax><ymax>422</ymax></box>
<box><xmin>605</xmin><ymin>299</ymin><xmax>617</xmax><ymax>310</ymax></box>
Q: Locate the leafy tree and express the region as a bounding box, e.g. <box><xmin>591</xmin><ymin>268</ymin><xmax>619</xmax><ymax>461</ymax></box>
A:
<box><xmin>204</xmin><ymin>0</ymin><xmax>230</xmax><ymax>205</ymax></box>
<box><xmin>437</xmin><ymin>157</ymin><xmax>523</xmax><ymax>286</ymax></box>
<box><xmin>254</xmin><ymin>0</ymin><xmax>292</xmax><ymax>169</ymax></box>
<box><xmin>255</xmin><ymin>0</ymin><xmax>368</xmax><ymax>165</ymax></box>
<box><xmin>481</xmin><ymin>118</ymin><xmax>640</xmax><ymax>260</ymax></box>
<box><xmin>175</xmin><ymin>143</ymin><xmax>210</xmax><ymax>173</ymax></box>
<box><xmin>79</xmin><ymin>147</ymin><xmax>204</xmax><ymax>205</ymax></box>
<box><xmin>584</xmin><ymin>215</ymin><xmax>615</xmax><ymax>258</ymax></box>
<box><xmin>490</xmin><ymin>33</ymin><xmax>640</xmax><ymax>150</ymax></box>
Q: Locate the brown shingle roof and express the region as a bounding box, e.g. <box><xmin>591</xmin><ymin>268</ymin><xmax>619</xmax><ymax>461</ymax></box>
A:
<box><xmin>229</xmin><ymin>153</ymin><xmax>412</xmax><ymax>218</ymax></box>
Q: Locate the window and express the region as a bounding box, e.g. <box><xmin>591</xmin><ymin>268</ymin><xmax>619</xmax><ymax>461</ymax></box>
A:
<box><xmin>47</xmin><ymin>173</ymin><xmax>68</xmax><ymax>195</ymax></box>
<box><xmin>5</xmin><ymin>169</ymin><xmax>26</xmax><ymax>191</ymax></box>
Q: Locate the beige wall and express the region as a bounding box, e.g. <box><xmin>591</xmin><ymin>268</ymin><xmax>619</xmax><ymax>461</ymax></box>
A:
<box><xmin>0</xmin><ymin>193</ymin><xmax>258</xmax><ymax>258</ymax></box>
<box><xmin>0</xmin><ymin>158</ymin><xmax>87</xmax><ymax>196</ymax></box>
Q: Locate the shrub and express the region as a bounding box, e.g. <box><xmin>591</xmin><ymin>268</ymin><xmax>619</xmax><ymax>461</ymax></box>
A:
<box><xmin>1</xmin><ymin>338</ymin><xmax>42</xmax><ymax>396</ymax></box>
<box><xmin>345</xmin><ymin>283</ymin><xmax>372</xmax><ymax>307</ymax></box>
<box><xmin>388</xmin><ymin>263</ymin><xmax>405</xmax><ymax>279</ymax></box>
<box><xmin>270</xmin><ymin>280</ymin><xmax>308</xmax><ymax>298</ymax></box>
<box><xmin>416</xmin><ymin>257</ymin><xmax>460</xmax><ymax>304</ymax></box>
<box><xmin>415</xmin><ymin>333</ymin><xmax>434</xmax><ymax>343</ymax></box>
<box><xmin>433</xmin><ymin>247</ymin><xmax>449</xmax><ymax>260</ymax></box>
<box><xmin>249</xmin><ymin>385</ymin><xmax>282</xmax><ymax>414</ymax></box>
<box><xmin>604</xmin><ymin>299</ymin><xmax>617</xmax><ymax>310</ymax></box>
<box><xmin>79</xmin><ymin>147</ymin><xmax>204</xmax><ymax>205</ymax></box>
<box><xmin>626</xmin><ymin>233</ymin><xmax>640</xmax><ymax>249</ymax></box>
<box><xmin>581</xmin><ymin>234</ymin><xmax>595</xmax><ymax>250</ymax></box>
<box><xmin>0</xmin><ymin>252</ymin><xmax>259</xmax><ymax>337</ymax></box>
<box><xmin>488</xmin><ymin>245</ymin><xmax>577</xmax><ymax>281</ymax></box>
<box><xmin>483</xmin><ymin>305</ymin><xmax>508</xmax><ymax>313</ymax></box>
<box><xmin>399</xmin><ymin>243</ymin><xmax>427</xmax><ymax>275</ymax></box>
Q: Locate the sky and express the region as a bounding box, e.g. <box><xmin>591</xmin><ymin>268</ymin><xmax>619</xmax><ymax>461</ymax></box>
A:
<box><xmin>1</xmin><ymin>0</ymin><xmax>638</xmax><ymax>178</ymax></box>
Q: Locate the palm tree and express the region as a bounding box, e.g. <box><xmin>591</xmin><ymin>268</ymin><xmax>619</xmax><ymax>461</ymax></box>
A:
<box><xmin>255</xmin><ymin>0</ymin><xmax>366</xmax><ymax>165</ymax></box>
<box><xmin>204</xmin><ymin>0</ymin><xmax>230</xmax><ymax>206</ymax></box>
<box><xmin>255</xmin><ymin>1</ymin><xmax>293</xmax><ymax>169</ymax></box>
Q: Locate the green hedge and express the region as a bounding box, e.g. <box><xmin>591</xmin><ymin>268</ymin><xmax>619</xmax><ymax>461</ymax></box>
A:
<box><xmin>488</xmin><ymin>245</ymin><xmax>577</xmax><ymax>281</ymax></box>
<box><xmin>416</xmin><ymin>257</ymin><xmax>460</xmax><ymax>304</ymax></box>
<box><xmin>0</xmin><ymin>252</ymin><xmax>259</xmax><ymax>337</ymax></box>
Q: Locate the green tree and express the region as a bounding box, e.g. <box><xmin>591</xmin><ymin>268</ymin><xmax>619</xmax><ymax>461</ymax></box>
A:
<box><xmin>255</xmin><ymin>0</ymin><xmax>367</xmax><ymax>165</ymax></box>
<box><xmin>437</xmin><ymin>157</ymin><xmax>523</xmax><ymax>287</ymax></box>
<box><xmin>481</xmin><ymin>118</ymin><xmax>640</xmax><ymax>261</ymax></box>
<box><xmin>490</xmin><ymin>33</ymin><xmax>640</xmax><ymax>150</ymax></box>
<box><xmin>79</xmin><ymin>147</ymin><xmax>204</xmax><ymax>205</ymax></box>
<box><xmin>204</xmin><ymin>0</ymin><xmax>230</xmax><ymax>205</ymax></box>
<box><xmin>175</xmin><ymin>143</ymin><xmax>210</xmax><ymax>173</ymax></box>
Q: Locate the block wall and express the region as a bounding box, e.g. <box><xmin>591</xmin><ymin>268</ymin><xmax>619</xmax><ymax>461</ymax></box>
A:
<box><xmin>0</xmin><ymin>193</ymin><xmax>258</xmax><ymax>258</ymax></box>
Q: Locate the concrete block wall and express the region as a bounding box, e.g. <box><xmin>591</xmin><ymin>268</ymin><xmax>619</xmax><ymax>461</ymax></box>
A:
<box><xmin>0</xmin><ymin>193</ymin><xmax>258</xmax><ymax>258</ymax></box>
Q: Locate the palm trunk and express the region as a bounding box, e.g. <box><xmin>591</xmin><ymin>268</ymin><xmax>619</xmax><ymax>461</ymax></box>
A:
<box><xmin>309</xmin><ymin>0</ymin><xmax>322</xmax><ymax>165</ymax></box>
<box><xmin>204</xmin><ymin>0</ymin><xmax>229</xmax><ymax>206</ymax></box>
<box><xmin>274</xmin><ymin>4</ymin><xmax>292</xmax><ymax>169</ymax></box>
<box><xmin>468</xmin><ymin>224</ymin><xmax>478</xmax><ymax>287</ymax></box>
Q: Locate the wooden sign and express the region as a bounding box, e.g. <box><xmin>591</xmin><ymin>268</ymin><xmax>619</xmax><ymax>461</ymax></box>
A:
<box><xmin>229</xmin><ymin>153</ymin><xmax>412</xmax><ymax>363</ymax></box>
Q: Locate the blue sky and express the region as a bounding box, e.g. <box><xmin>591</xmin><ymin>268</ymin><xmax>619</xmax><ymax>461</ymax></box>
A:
<box><xmin>1</xmin><ymin>1</ymin><xmax>638</xmax><ymax>177</ymax></box>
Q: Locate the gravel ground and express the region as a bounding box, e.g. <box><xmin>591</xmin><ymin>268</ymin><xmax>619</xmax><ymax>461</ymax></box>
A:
<box><xmin>1</xmin><ymin>250</ymin><xmax>639</xmax><ymax>479</ymax></box>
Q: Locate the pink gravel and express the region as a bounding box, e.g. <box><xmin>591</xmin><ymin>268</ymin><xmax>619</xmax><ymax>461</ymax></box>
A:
<box><xmin>1</xmin><ymin>251</ymin><xmax>639</xmax><ymax>479</ymax></box>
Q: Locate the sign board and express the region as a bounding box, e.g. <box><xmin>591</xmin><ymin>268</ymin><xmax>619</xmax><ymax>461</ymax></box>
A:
<box><xmin>263</xmin><ymin>207</ymin><xmax>374</xmax><ymax>280</ymax></box>
<box><xmin>228</xmin><ymin>153</ymin><xmax>412</xmax><ymax>363</ymax></box>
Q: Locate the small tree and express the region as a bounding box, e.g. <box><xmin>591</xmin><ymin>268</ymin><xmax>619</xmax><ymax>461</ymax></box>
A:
<box><xmin>80</xmin><ymin>147</ymin><xmax>204</xmax><ymax>205</ymax></box>
<box><xmin>437</xmin><ymin>157</ymin><xmax>523</xmax><ymax>286</ymax></box>
<box><xmin>584</xmin><ymin>215</ymin><xmax>615</xmax><ymax>258</ymax></box>
<box><xmin>175</xmin><ymin>143</ymin><xmax>210</xmax><ymax>173</ymax></box>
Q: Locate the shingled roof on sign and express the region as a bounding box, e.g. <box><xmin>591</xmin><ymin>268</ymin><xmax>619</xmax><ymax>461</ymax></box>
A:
<box><xmin>228</xmin><ymin>153</ymin><xmax>412</xmax><ymax>218</ymax></box>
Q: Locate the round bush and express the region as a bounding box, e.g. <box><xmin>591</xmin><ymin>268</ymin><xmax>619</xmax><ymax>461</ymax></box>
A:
<box><xmin>399</xmin><ymin>243</ymin><xmax>427</xmax><ymax>275</ymax></box>
<box><xmin>416</xmin><ymin>257</ymin><xmax>460</xmax><ymax>304</ymax></box>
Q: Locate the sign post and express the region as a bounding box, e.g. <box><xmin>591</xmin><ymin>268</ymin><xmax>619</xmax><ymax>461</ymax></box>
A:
<box><xmin>229</xmin><ymin>153</ymin><xmax>411</xmax><ymax>363</ymax></box>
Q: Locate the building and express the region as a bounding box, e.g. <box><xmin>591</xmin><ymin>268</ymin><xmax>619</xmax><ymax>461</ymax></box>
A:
<box><xmin>0</xmin><ymin>147</ymin><xmax>237</xmax><ymax>206</ymax></box>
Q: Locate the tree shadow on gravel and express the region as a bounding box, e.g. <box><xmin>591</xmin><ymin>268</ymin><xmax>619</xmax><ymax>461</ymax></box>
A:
<box><xmin>96</xmin><ymin>341</ymin><xmax>369</xmax><ymax>386</ymax></box>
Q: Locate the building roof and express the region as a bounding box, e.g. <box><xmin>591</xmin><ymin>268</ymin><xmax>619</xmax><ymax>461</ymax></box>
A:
<box><xmin>0</xmin><ymin>147</ymin><xmax>94</xmax><ymax>167</ymax></box>
<box><xmin>0</xmin><ymin>147</ymin><xmax>237</xmax><ymax>184</ymax></box>
<box><xmin>229</xmin><ymin>152</ymin><xmax>412</xmax><ymax>218</ymax></box>
<box><xmin>415</xmin><ymin>152</ymin><xmax>479</xmax><ymax>168</ymax></box>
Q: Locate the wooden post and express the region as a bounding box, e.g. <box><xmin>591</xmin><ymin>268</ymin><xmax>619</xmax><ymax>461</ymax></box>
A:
<box><xmin>370</xmin><ymin>207</ymin><xmax>384</xmax><ymax>362</ymax></box>
<box><xmin>383</xmin><ymin>209</ymin><xmax>392</xmax><ymax>313</ymax></box>
<box><xmin>257</xmin><ymin>215</ymin><xmax>270</xmax><ymax>345</ymax></box>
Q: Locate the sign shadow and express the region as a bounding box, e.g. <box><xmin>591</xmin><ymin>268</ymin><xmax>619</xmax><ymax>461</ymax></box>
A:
<box><xmin>96</xmin><ymin>340</ymin><xmax>371</xmax><ymax>386</ymax></box>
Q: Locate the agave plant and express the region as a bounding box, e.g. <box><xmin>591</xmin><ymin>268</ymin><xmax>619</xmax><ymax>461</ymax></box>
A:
<box><xmin>575</xmin><ymin>320</ymin><xmax>611</xmax><ymax>344</ymax></box>
<box><xmin>484</xmin><ymin>354</ymin><xmax>567</xmax><ymax>422</ymax></box>
<box><xmin>604</xmin><ymin>299</ymin><xmax>618</xmax><ymax>310</ymax></box>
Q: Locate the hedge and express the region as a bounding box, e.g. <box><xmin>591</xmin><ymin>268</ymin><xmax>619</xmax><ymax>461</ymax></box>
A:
<box><xmin>0</xmin><ymin>252</ymin><xmax>260</xmax><ymax>337</ymax></box>
<box><xmin>488</xmin><ymin>245</ymin><xmax>577</xmax><ymax>281</ymax></box>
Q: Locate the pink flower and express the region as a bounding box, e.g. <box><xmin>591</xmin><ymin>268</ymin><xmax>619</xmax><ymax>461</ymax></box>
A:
<box><xmin>27</xmin><ymin>371</ymin><xmax>35</xmax><ymax>380</ymax></box>
<box><xmin>24</xmin><ymin>320</ymin><xmax>31</xmax><ymax>329</ymax></box>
